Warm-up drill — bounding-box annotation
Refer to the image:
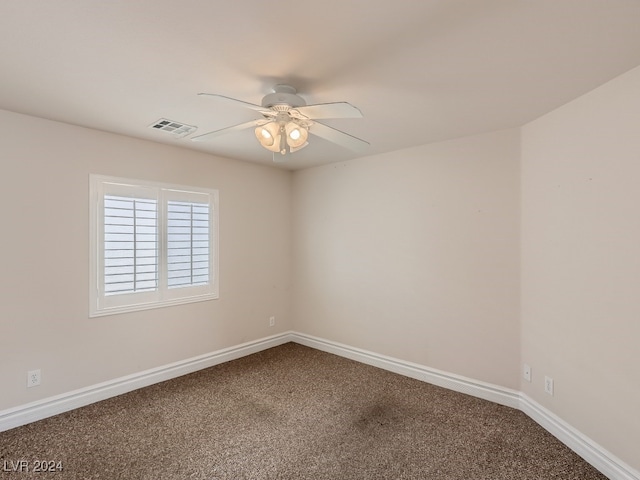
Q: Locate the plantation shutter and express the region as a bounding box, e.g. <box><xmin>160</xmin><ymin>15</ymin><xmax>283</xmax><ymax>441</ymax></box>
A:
<box><xmin>90</xmin><ymin>175</ymin><xmax>218</xmax><ymax>317</ymax></box>
<box><xmin>167</xmin><ymin>200</ymin><xmax>210</xmax><ymax>288</ymax></box>
<box><xmin>103</xmin><ymin>195</ymin><xmax>158</xmax><ymax>295</ymax></box>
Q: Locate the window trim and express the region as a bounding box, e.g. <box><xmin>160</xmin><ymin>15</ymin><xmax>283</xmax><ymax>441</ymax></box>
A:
<box><xmin>89</xmin><ymin>174</ymin><xmax>219</xmax><ymax>317</ymax></box>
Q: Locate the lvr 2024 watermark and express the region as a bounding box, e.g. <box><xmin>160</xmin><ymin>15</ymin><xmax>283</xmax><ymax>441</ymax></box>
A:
<box><xmin>3</xmin><ymin>460</ymin><xmax>64</xmax><ymax>473</ymax></box>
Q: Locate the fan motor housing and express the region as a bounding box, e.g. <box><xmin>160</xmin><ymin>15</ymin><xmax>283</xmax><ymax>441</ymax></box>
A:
<box><xmin>261</xmin><ymin>84</ymin><xmax>306</xmax><ymax>109</ymax></box>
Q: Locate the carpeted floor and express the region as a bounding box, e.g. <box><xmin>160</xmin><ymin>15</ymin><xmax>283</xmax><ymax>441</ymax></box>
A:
<box><xmin>0</xmin><ymin>343</ymin><xmax>607</xmax><ymax>479</ymax></box>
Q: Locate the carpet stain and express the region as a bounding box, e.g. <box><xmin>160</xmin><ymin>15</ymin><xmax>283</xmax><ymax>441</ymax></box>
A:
<box><xmin>355</xmin><ymin>402</ymin><xmax>403</xmax><ymax>430</ymax></box>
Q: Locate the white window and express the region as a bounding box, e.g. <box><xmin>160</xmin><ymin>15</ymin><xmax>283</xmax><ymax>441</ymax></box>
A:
<box><xmin>90</xmin><ymin>175</ymin><xmax>218</xmax><ymax>317</ymax></box>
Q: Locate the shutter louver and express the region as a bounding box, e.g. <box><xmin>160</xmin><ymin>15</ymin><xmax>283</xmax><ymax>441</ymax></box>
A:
<box><xmin>104</xmin><ymin>195</ymin><xmax>158</xmax><ymax>295</ymax></box>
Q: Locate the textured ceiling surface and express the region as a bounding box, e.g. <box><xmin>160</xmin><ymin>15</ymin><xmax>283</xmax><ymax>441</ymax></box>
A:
<box><xmin>1</xmin><ymin>0</ymin><xmax>640</xmax><ymax>169</ymax></box>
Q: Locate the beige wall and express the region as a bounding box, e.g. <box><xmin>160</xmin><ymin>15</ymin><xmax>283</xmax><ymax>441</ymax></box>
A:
<box><xmin>521</xmin><ymin>65</ymin><xmax>640</xmax><ymax>470</ymax></box>
<box><xmin>2</xmin><ymin>63</ymin><xmax>639</xmax><ymax>473</ymax></box>
<box><xmin>0</xmin><ymin>110</ymin><xmax>292</xmax><ymax>411</ymax></box>
<box><xmin>291</xmin><ymin>129</ymin><xmax>521</xmax><ymax>389</ymax></box>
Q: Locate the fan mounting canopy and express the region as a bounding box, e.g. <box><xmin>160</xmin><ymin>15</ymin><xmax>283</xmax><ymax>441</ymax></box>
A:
<box><xmin>261</xmin><ymin>84</ymin><xmax>306</xmax><ymax>109</ymax></box>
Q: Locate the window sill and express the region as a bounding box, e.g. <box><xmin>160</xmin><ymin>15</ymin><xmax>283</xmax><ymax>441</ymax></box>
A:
<box><xmin>89</xmin><ymin>292</ymin><xmax>219</xmax><ymax>318</ymax></box>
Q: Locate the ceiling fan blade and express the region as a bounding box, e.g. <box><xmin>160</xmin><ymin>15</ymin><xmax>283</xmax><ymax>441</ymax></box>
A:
<box><xmin>272</xmin><ymin>151</ymin><xmax>290</xmax><ymax>163</ymax></box>
<box><xmin>292</xmin><ymin>102</ymin><xmax>363</xmax><ymax>120</ymax></box>
<box><xmin>191</xmin><ymin>120</ymin><xmax>260</xmax><ymax>142</ymax></box>
<box><xmin>309</xmin><ymin>122</ymin><xmax>370</xmax><ymax>152</ymax></box>
<box><xmin>289</xmin><ymin>142</ymin><xmax>309</xmax><ymax>153</ymax></box>
<box><xmin>197</xmin><ymin>93</ymin><xmax>271</xmax><ymax>114</ymax></box>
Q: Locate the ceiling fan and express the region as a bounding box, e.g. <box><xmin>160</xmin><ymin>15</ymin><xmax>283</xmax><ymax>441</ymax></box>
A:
<box><xmin>191</xmin><ymin>85</ymin><xmax>369</xmax><ymax>161</ymax></box>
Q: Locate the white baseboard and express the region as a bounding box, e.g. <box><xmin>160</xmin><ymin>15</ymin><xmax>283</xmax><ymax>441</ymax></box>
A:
<box><xmin>0</xmin><ymin>332</ymin><xmax>294</xmax><ymax>433</ymax></box>
<box><xmin>519</xmin><ymin>394</ymin><xmax>639</xmax><ymax>480</ymax></box>
<box><xmin>1</xmin><ymin>331</ymin><xmax>637</xmax><ymax>480</ymax></box>
<box><xmin>289</xmin><ymin>332</ymin><xmax>521</xmax><ymax>408</ymax></box>
<box><xmin>289</xmin><ymin>332</ymin><xmax>639</xmax><ymax>480</ymax></box>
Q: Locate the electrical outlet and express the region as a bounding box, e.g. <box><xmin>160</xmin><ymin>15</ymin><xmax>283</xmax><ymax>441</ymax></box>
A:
<box><xmin>269</xmin><ymin>316</ymin><xmax>275</xmax><ymax>327</ymax></box>
<box><xmin>523</xmin><ymin>364</ymin><xmax>531</xmax><ymax>382</ymax></box>
<box><xmin>27</xmin><ymin>369</ymin><xmax>41</xmax><ymax>388</ymax></box>
<box><xmin>544</xmin><ymin>375</ymin><xmax>554</xmax><ymax>395</ymax></box>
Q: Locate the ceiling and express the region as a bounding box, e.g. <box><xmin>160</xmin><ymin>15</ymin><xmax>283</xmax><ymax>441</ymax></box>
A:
<box><xmin>1</xmin><ymin>1</ymin><xmax>640</xmax><ymax>170</ymax></box>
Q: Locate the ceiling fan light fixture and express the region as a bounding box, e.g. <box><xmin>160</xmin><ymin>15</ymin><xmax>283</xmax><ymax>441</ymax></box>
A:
<box><xmin>260</xmin><ymin>128</ymin><xmax>272</xmax><ymax>141</ymax></box>
<box><xmin>285</xmin><ymin>121</ymin><xmax>308</xmax><ymax>148</ymax></box>
<box><xmin>255</xmin><ymin>122</ymin><xmax>281</xmax><ymax>149</ymax></box>
<box><xmin>197</xmin><ymin>85</ymin><xmax>367</xmax><ymax>159</ymax></box>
